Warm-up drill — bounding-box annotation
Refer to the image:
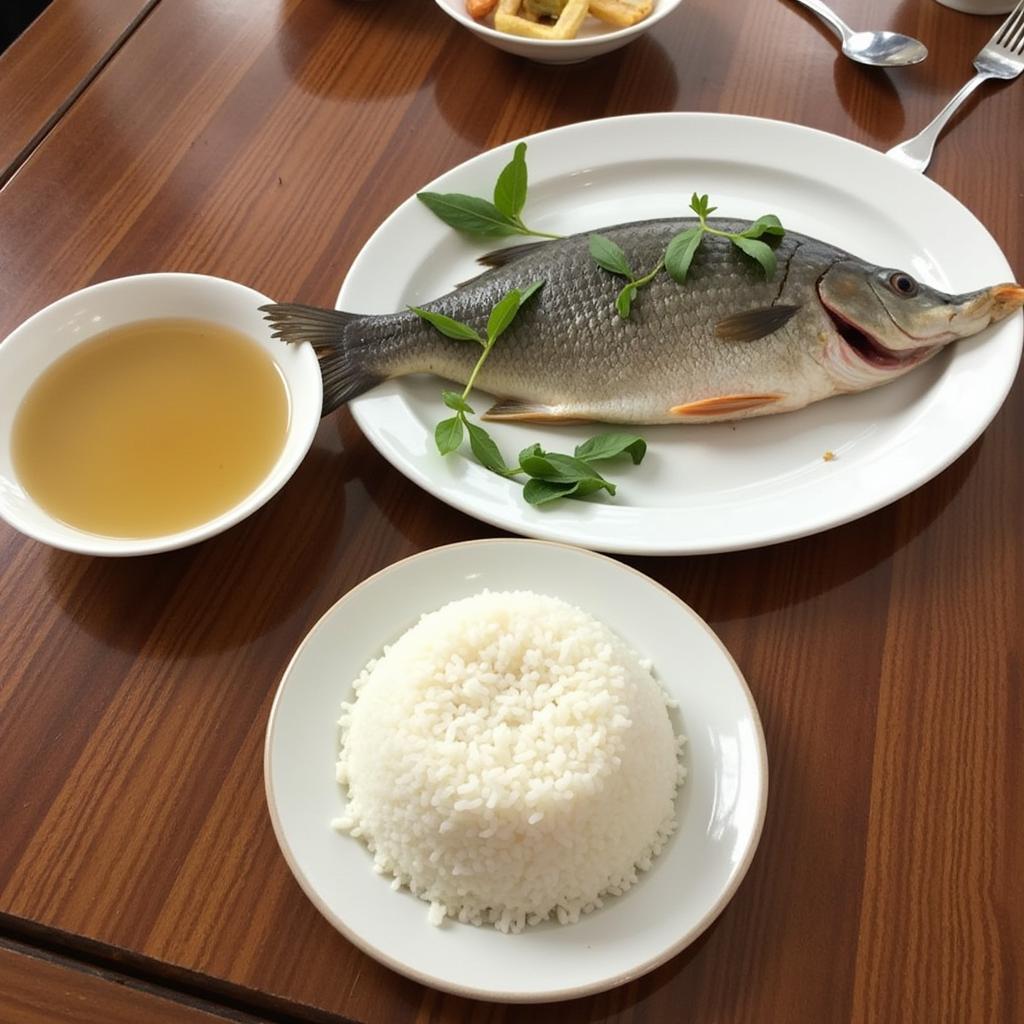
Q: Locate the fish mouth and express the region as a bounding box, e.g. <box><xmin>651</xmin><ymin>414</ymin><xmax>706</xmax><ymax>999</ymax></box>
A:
<box><xmin>819</xmin><ymin>296</ymin><xmax>932</xmax><ymax>370</ymax></box>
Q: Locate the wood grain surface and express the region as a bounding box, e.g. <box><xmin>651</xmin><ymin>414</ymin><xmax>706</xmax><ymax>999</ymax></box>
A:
<box><xmin>0</xmin><ymin>939</ymin><xmax>272</xmax><ymax>1024</ymax></box>
<box><xmin>0</xmin><ymin>1</ymin><xmax>1021</xmax><ymax>1022</ymax></box>
<box><xmin>0</xmin><ymin>0</ymin><xmax>159</xmax><ymax>186</ymax></box>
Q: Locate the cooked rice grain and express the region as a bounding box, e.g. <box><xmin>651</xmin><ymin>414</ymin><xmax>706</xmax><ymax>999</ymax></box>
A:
<box><xmin>333</xmin><ymin>590</ymin><xmax>685</xmax><ymax>932</ymax></box>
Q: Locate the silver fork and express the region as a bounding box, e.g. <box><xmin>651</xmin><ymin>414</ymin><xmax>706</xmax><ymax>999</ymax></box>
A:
<box><xmin>887</xmin><ymin>0</ymin><xmax>1024</xmax><ymax>173</ymax></box>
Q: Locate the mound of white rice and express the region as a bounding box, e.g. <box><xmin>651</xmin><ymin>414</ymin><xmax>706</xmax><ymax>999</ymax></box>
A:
<box><xmin>333</xmin><ymin>590</ymin><xmax>685</xmax><ymax>932</ymax></box>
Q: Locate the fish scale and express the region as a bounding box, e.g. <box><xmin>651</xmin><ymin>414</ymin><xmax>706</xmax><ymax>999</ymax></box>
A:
<box><xmin>262</xmin><ymin>218</ymin><xmax>1023</xmax><ymax>424</ymax></box>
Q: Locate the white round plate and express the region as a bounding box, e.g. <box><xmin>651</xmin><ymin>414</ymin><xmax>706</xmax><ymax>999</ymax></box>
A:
<box><xmin>265</xmin><ymin>539</ymin><xmax>767</xmax><ymax>1002</ymax></box>
<box><xmin>340</xmin><ymin>113</ymin><xmax>1022</xmax><ymax>555</ymax></box>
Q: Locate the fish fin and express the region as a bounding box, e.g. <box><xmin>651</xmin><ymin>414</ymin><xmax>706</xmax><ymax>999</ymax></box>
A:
<box><xmin>482</xmin><ymin>399</ymin><xmax>591</xmax><ymax>424</ymax></box>
<box><xmin>454</xmin><ymin>241</ymin><xmax>553</xmax><ymax>286</ymax></box>
<box><xmin>259</xmin><ymin>303</ymin><xmax>383</xmax><ymax>416</ymax></box>
<box><xmin>714</xmin><ymin>304</ymin><xmax>801</xmax><ymax>342</ymax></box>
<box><xmin>671</xmin><ymin>394</ymin><xmax>782</xmax><ymax>417</ymax></box>
<box><xmin>476</xmin><ymin>240</ymin><xmax>551</xmax><ymax>269</ymax></box>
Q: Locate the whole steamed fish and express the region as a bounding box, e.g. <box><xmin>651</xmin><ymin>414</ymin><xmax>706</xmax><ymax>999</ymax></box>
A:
<box><xmin>261</xmin><ymin>219</ymin><xmax>1023</xmax><ymax>424</ymax></box>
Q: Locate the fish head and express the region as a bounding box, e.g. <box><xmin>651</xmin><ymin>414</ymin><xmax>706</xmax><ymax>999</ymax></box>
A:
<box><xmin>817</xmin><ymin>259</ymin><xmax>1024</xmax><ymax>390</ymax></box>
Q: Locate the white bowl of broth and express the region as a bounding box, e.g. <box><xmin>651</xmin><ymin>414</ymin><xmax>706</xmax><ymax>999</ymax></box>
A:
<box><xmin>0</xmin><ymin>274</ymin><xmax>322</xmax><ymax>556</ymax></box>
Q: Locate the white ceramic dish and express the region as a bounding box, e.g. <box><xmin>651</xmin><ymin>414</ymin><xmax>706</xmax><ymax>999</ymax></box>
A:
<box><xmin>342</xmin><ymin>112</ymin><xmax>1022</xmax><ymax>555</ymax></box>
<box><xmin>265</xmin><ymin>538</ymin><xmax>768</xmax><ymax>1002</ymax></box>
<box><xmin>433</xmin><ymin>0</ymin><xmax>684</xmax><ymax>64</ymax></box>
<box><xmin>0</xmin><ymin>273</ymin><xmax>322</xmax><ymax>556</ymax></box>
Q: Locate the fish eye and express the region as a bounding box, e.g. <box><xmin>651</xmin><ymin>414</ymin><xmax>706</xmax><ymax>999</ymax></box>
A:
<box><xmin>888</xmin><ymin>271</ymin><xmax>919</xmax><ymax>297</ymax></box>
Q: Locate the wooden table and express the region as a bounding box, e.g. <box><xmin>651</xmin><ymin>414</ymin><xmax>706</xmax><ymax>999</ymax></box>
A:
<box><xmin>1</xmin><ymin>1</ymin><xmax>1021</xmax><ymax>1021</ymax></box>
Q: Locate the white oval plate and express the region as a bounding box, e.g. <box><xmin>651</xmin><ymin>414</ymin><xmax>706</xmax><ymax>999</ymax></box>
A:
<box><xmin>340</xmin><ymin>113</ymin><xmax>1021</xmax><ymax>555</ymax></box>
<box><xmin>265</xmin><ymin>539</ymin><xmax>767</xmax><ymax>1002</ymax></box>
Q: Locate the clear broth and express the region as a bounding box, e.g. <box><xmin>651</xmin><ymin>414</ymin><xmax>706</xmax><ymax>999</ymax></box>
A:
<box><xmin>12</xmin><ymin>318</ymin><xmax>290</xmax><ymax>538</ymax></box>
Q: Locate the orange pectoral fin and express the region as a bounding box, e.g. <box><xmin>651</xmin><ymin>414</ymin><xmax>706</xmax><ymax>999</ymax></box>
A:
<box><xmin>671</xmin><ymin>393</ymin><xmax>782</xmax><ymax>417</ymax></box>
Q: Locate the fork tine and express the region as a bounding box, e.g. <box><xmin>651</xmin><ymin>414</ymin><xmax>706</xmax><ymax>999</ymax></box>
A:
<box><xmin>994</xmin><ymin>1</ymin><xmax>1024</xmax><ymax>49</ymax></box>
<box><xmin>1007</xmin><ymin>8</ymin><xmax>1024</xmax><ymax>53</ymax></box>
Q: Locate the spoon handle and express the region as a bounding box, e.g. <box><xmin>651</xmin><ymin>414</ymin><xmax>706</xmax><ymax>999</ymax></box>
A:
<box><xmin>886</xmin><ymin>71</ymin><xmax>993</xmax><ymax>174</ymax></box>
<box><xmin>789</xmin><ymin>0</ymin><xmax>852</xmax><ymax>43</ymax></box>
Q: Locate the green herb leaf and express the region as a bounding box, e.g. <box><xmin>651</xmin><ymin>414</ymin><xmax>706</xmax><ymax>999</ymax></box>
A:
<box><xmin>493</xmin><ymin>142</ymin><xmax>528</xmax><ymax>220</ymax></box>
<box><xmin>615</xmin><ymin>283</ymin><xmax>637</xmax><ymax>320</ymax></box>
<box><xmin>519</xmin><ymin>452</ymin><xmax>558</xmax><ymax>478</ymax></box>
<box><xmin>665</xmin><ymin>226</ymin><xmax>704</xmax><ymax>283</ymax></box>
<box><xmin>523</xmin><ymin>478</ymin><xmax>580</xmax><ymax>505</ymax></box>
<box><xmin>442</xmin><ymin>391</ymin><xmax>474</xmax><ymax>414</ymax></box>
<box><xmin>730</xmin><ymin>235</ymin><xmax>777</xmax><ymax>278</ymax></box>
<box><xmin>589</xmin><ymin>234</ymin><xmax>634</xmax><ymax>279</ymax></box>
<box><xmin>573</xmin><ymin>477</ymin><xmax>616</xmax><ymax>497</ymax></box>
<box><xmin>409</xmin><ymin>306</ymin><xmax>483</xmax><ymax>343</ymax></box>
<box><xmin>434</xmin><ymin>415</ymin><xmax>464</xmax><ymax>455</ymax></box>
<box><xmin>519</xmin><ymin>442</ymin><xmax>543</xmax><ymax>465</ymax></box>
<box><xmin>740</xmin><ymin>214</ymin><xmax>784</xmax><ymax>239</ymax></box>
<box><xmin>520</xmin><ymin>451</ymin><xmax>613</xmax><ymax>489</ymax></box>
<box><xmin>417</xmin><ymin>147</ymin><xmax>559</xmax><ymax>241</ymax></box>
<box><xmin>690</xmin><ymin>193</ymin><xmax>716</xmax><ymax>219</ymax></box>
<box><xmin>574</xmin><ymin>433</ymin><xmax>647</xmax><ymax>466</ymax></box>
<box><xmin>486</xmin><ymin>290</ymin><xmax>523</xmax><ymax>343</ymax></box>
<box><xmin>518</xmin><ymin>279</ymin><xmax>544</xmax><ymax>306</ymax></box>
<box><xmin>416</xmin><ymin>192</ymin><xmax>521</xmax><ymax>238</ymax></box>
<box><xmin>484</xmin><ymin>279</ymin><xmax>543</xmax><ymax>344</ymax></box>
<box><xmin>465</xmin><ymin>420</ymin><xmax>511</xmax><ymax>476</ymax></box>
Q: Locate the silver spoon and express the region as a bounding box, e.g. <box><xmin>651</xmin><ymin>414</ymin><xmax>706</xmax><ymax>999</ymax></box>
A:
<box><xmin>790</xmin><ymin>0</ymin><xmax>928</xmax><ymax>67</ymax></box>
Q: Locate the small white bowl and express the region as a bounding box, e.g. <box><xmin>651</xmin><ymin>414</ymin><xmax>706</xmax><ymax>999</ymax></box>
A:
<box><xmin>0</xmin><ymin>273</ymin><xmax>322</xmax><ymax>556</ymax></box>
<box><xmin>434</xmin><ymin>0</ymin><xmax>684</xmax><ymax>64</ymax></box>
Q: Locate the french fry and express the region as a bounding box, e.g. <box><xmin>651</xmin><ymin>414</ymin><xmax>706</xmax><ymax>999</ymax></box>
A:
<box><xmin>467</xmin><ymin>0</ymin><xmax>500</xmax><ymax>19</ymax></box>
<box><xmin>587</xmin><ymin>0</ymin><xmax>652</xmax><ymax>27</ymax></box>
<box><xmin>495</xmin><ymin>0</ymin><xmax>589</xmax><ymax>39</ymax></box>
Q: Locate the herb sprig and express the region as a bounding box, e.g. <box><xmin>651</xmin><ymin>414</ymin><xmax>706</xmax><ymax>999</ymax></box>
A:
<box><xmin>411</xmin><ymin>280</ymin><xmax>544</xmax><ymax>460</ymax></box>
<box><xmin>589</xmin><ymin>193</ymin><xmax>785</xmax><ymax>319</ymax></box>
<box><xmin>410</xmin><ymin>286</ymin><xmax>647</xmax><ymax>506</ymax></box>
<box><xmin>588</xmin><ymin>235</ymin><xmax>664</xmax><ymax>319</ymax></box>
<box><xmin>666</xmin><ymin>193</ymin><xmax>784</xmax><ymax>283</ymax></box>
<box><xmin>417</xmin><ymin>143</ymin><xmax>560</xmax><ymax>241</ymax></box>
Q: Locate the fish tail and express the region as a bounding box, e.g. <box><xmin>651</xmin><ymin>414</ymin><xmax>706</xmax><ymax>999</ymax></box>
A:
<box><xmin>259</xmin><ymin>303</ymin><xmax>384</xmax><ymax>415</ymax></box>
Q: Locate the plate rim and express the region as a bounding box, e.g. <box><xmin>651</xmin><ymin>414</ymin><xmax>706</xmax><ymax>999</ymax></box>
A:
<box><xmin>341</xmin><ymin>111</ymin><xmax>1022</xmax><ymax>556</ymax></box>
<box><xmin>264</xmin><ymin>537</ymin><xmax>769</xmax><ymax>1002</ymax></box>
